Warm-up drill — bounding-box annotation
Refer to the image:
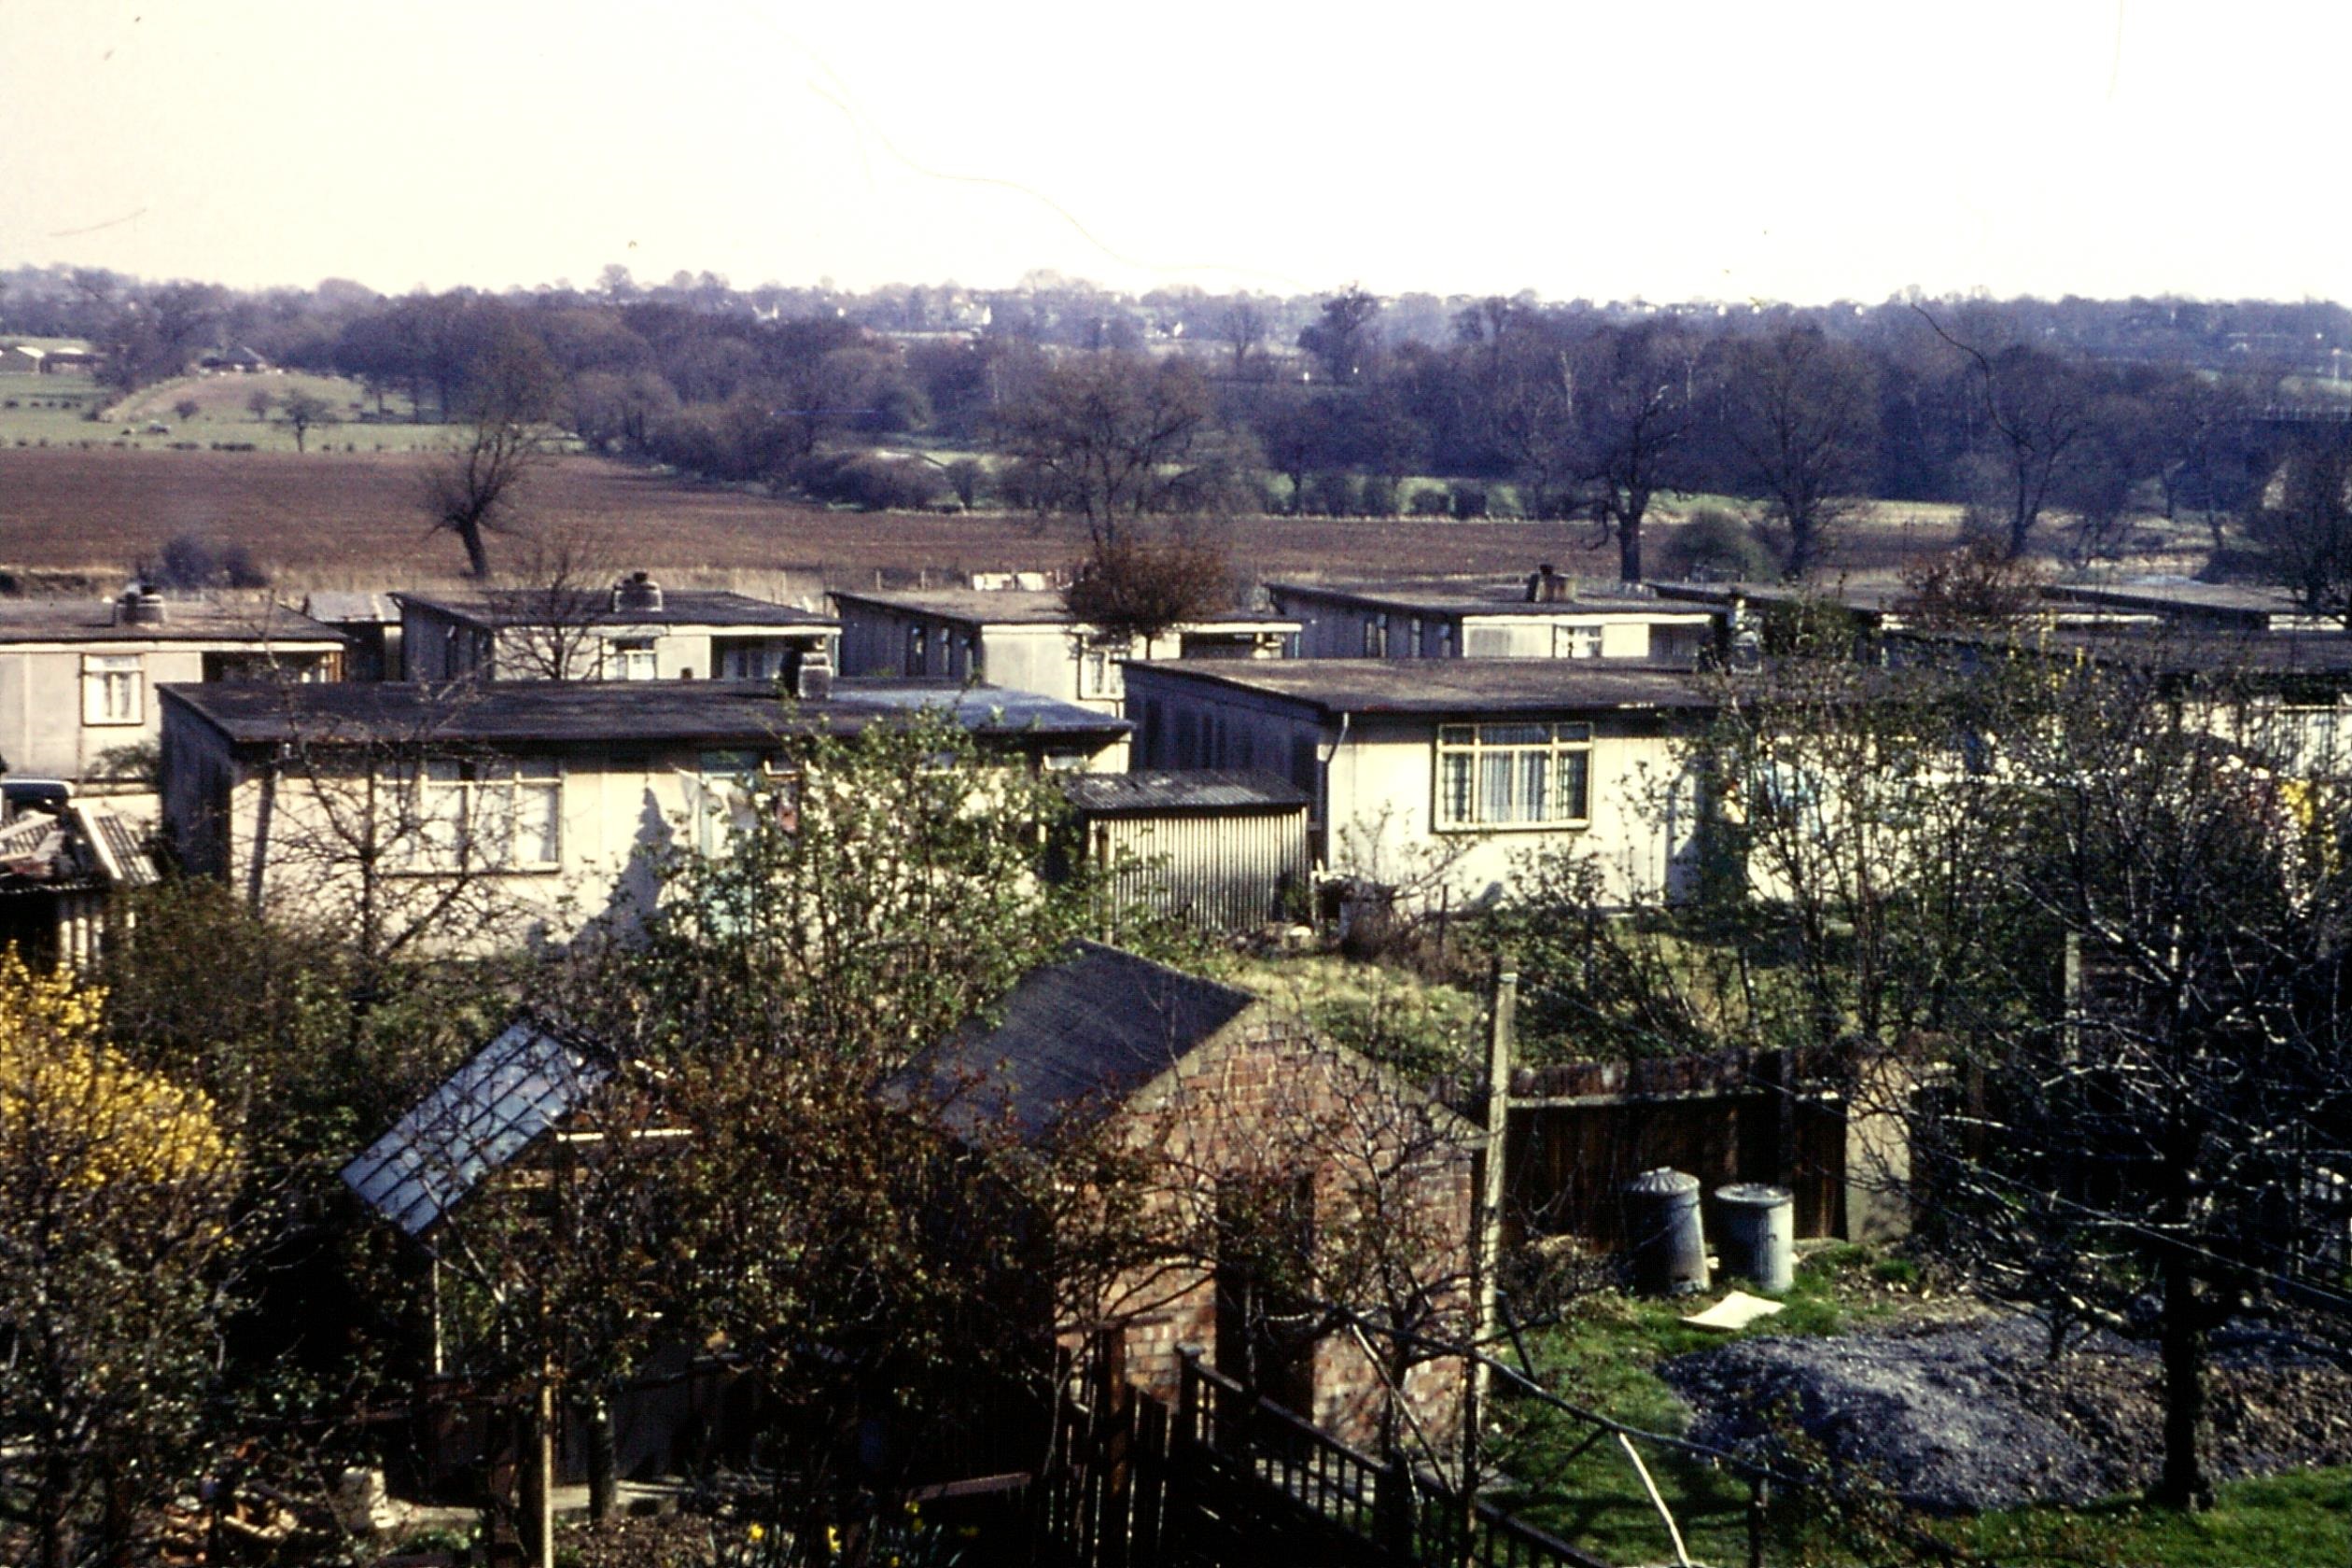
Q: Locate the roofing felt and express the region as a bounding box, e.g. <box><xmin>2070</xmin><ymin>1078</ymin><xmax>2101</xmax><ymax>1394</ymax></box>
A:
<box><xmin>1122</xmin><ymin>658</ymin><xmax>1724</xmax><ymax>719</ymax></box>
<box><xmin>397</xmin><ymin>588</ymin><xmax>835</xmax><ymax>630</ymax></box>
<box><xmin>0</xmin><ymin>597</ymin><xmax>346</xmax><ymax>645</ymax></box>
<box><xmin>1896</xmin><ymin>623</ymin><xmax>2352</xmax><ymax>676</ymax></box>
<box><xmin>302</xmin><ymin>591</ymin><xmax>403</xmax><ymax>625</ymax></box>
<box><xmin>1648</xmin><ymin>580</ymin><xmax>1916</xmax><ymax>617</ymax></box>
<box><xmin>1062</xmin><ymin>769</ymin><xmax>1310</xmax><ymax>815</ymax></box>
<box><xmin>830</xmin><ymin>587</ymin><xmax>1287</xmax><ymax>631</ymax></box>
<box><xmin>889</xmin><ymin>942</ymin><xmax>1260</xmax><ymax>1141</ymax></box>
<box><xmin>161</xmin><ymin>677</ymin><xmax>1130</xmax><ymax>751</ymax></box>
<box><xmin>1271</xmin><ymin>577</ymin><xmax>1715</xmax><ymax>619</ymax></box>
<box><xmin>2038</xmin><ymin>579</ymin><xmax>2305</xmax><ymax>619</ymax></box>
<box><xmin>340</xmin><ymin>1018</ymin><xmax>609</xmax><ymax>1238</ymax></box>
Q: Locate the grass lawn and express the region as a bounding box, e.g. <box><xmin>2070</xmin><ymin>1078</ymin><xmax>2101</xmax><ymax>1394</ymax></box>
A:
<box><xmin>1492</xmin><ymin>1246</ymin><xmax>2351</xmax><ymax>1566</ymax></box>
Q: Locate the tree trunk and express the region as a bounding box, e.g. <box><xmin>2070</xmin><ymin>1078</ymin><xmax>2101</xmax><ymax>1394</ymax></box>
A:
<box><xmin>1617</xmin><ymin>515</ymin><xmax>1644</xmax><ymax>582</ymax></box>
<box><xmin>2155</xmin><ymin>1245</ymin><xmax>2210</xmax><ymax>1510</ymax></box>
<box><xmin>458</xmin><ymin>522</ymin><xmax>490</xmax><ymax>579</ymax></box>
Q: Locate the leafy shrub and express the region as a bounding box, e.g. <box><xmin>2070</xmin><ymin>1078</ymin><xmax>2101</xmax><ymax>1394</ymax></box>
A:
<box><xmin>1657</xmin><ymin>506</ymin><xmax>1775</xmax><ymax>581</ymax></box>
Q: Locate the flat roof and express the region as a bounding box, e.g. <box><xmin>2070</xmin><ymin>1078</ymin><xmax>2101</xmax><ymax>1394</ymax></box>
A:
<box><xmin>302</xmin><ymin>591</ymin><xmax>402</xmax><ymax>625</ymax></box>
<box><xmin>1062</xmin><ymin>769</ymin><xmax>1309</xmax><ymax>814</ymax></box>
<box><xmin>1271</xmin><ymin>576</ymin><xmax>1716</xmax><ymax>620</ymax></box>
<box><xmin>1897</xmin><ymin>623</ymin><xmax>2352</xmax><ymax>676</ymax></box>
<box><xmin>1649</xmin><ymin>580</ymin><xmax>1916</xmax><ymax>617</ymax></box>
<box><xmin>396</xmin><ymin>587</ymin><xmax>834</xmax><ymax>630</ymax></box>
<box><xmin>162</xmin><ymin>677</ymin><xmax>1130</xmax><ymax>752</ymax></box>
<box><xmin>2038</xmin><ymin>579</ymin><xmax>2305</xmax><ymax>619</ymax></box>
<box><xmin>1124</xmin><ymin>658</ymin><xmax>1722</xmax><ymax>719</ymax></box>
<box><xmin>0</xmin><ymin>597</ymin><xmax>345</xmax><ymax>646</ymax></box>
<box><xmin>830</xmin><ymin>586</ymin><xmax>1293</xmax><ymax>633</ymax></box>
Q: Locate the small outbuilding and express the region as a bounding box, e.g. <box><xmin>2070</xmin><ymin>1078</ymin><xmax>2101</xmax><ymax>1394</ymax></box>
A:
<box><xmin>1059</xmin><ymin>769</ymin><xmax>1310</xmax><ymax>933</ymax></box>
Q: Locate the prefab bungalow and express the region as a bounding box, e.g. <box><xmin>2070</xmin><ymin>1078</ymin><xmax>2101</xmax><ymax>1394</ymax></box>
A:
<box><xmin>1123</xmin><ymin>660</ymin><xmax>1720</xmax><ymax>909</ymax></box>
<box><xmin>0</xmin><ymin>587</ymin><xmax>345</xmax><ymax>785</ymax></box>
<box><xmin>159</xmin><ymin>678</ymin><xmax>1130</xmax><ymax>948</ymax></box>
<box><xmin>1270</xmin><ymin>567</ymin><xmax>1718</xmax><ymax>665</ymax></box>
<box><xmin>831</xmin><ymin>586</ymin><xmax>1297</xmax><ymax>715</ymax></box>
<box><xmin>398</xmin><ymin>576</ymin><xmax>838</xmax><ymax>686</ymax></box>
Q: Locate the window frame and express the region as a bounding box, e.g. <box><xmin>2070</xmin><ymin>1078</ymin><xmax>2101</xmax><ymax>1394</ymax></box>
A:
<box><xmin>1555</xmin><ymin>624</ymin><xmax>1605</xmax><ymax>660</ymax></box>
<box><xmin>409</xmin><ymin>756</ymin><xmax>565</xmax><ymax>872</ymax></box>
<box><xmin>81</xmin><ymin>653</ymin><xmax>144</xmax><ymax>726</ymax></box>
<box><xmin>1434</xmin><ymin>721</ymin><xmax>1594</xmax><ymax>833</ymax></box>
<box><xmin>605</xmin><ymin>637</ymin><xmax>659</xmax><ymax>681</ymax></box>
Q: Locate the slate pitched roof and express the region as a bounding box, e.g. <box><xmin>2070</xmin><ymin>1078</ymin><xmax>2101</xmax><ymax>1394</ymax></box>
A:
<box><xmin>891</xmin><ymin>942</ymin><xmax>1260</xmax><ymax>1141</ymax></box>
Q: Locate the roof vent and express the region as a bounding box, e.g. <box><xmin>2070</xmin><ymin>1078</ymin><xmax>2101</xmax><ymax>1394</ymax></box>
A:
<box><xmin>1526</xmin><ymin>563</ymin><xmax>1573</xmax><ymax>604</ymax></box>
<box><xmin>118</xmin><ymin>584</ymin><xmax>167</xmax><ymax>627</ymax></box>
<box><xmin>611</xmin><ymin>572</ymin><xmax>664</xmax><ymax>614</ymax></box>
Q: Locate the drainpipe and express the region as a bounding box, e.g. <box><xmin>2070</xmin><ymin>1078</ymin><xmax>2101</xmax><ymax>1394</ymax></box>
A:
<box><xmin>245</xmin><ymin>751</ymin><xmax>282</xmax><ymax>914</ymax></box>
<box><xmin>1315</xmin><ymin>710</ymin><xmax>1351</xmax><ymax>868</ymax></box>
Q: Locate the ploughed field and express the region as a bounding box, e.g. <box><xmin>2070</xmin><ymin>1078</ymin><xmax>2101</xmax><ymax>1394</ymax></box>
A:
<box><xmin>0</xmin><ymin>446</ymin><xmax>1957</xmax><ymax>592</ymax></box>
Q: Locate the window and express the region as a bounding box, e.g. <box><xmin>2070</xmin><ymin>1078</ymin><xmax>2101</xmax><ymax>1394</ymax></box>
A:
<box><xmin>1436</xmin><ymin>721</ymin><xmax>1592</xmax><ymax>830</ymax></box>
<box><xmin>1405</xmin><ymin>617</ymin><xmax>1423</xmax><ymax>658</ymax></box>
<box><xmin>606</xmin><ymin>638</ymin><xmax>658</xmax><ymax>680</ymax></box>
<box><xmin>1077</xmin><ymin>643</ymin><xmax>1127</xmax><ymax>700</ymax></box>
<box><xmin>416</xmin><ymin>758</ymin><xmax>562</xmax><ymax>870</ymax></box>
<box><xmin>82</xmin><ymin>654</ymin><xmax>143</xmax><ymax>725</ymax></box>
<box><xmin>904</xmin><ymin>623</ymin><xmax>927</xmax><ymax>677</ymax></box>
<box><xmin>1362</xmin><ymin>613</ymin><xmax>1388</xmax><ymax>659</ymax></box>
<box><xmin>1555</xmin><ymin>624</ymin><xmax>1604</xmax><ymax>659</ymax></box>
<box><xmin>717</xmin><ymin>641</ymin><xmax>787</xmax><ymax>681</ymax></box>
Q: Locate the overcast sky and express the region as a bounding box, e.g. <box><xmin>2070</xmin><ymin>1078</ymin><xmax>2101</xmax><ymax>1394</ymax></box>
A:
<box><xmin>5</xmin><ymin>0</ymin><xmax>2347</xmax><ymax>304</ymax></box>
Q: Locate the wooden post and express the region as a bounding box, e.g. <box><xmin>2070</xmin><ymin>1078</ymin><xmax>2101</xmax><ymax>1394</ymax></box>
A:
<box><xmin>1460</xmin><ymin>959</ymin><xmax>1515</xmax><ymax>1561</ymax></box>
<box><xmin>1746</xmin><ymin>1474</ymin><xmax>1770</xmax><ymax>1568</ymax></box>
<box><xmin>520</xmin><ymin>1372</ymin><xmax>555</xmax><ymax>1568</ymax></box>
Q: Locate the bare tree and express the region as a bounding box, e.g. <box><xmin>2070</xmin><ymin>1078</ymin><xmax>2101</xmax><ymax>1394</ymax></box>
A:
<box><xmin>1716</xmin><ymin>326</ymin><xmax>1878</xmax><ymax>580</ymax></box>
<box><xmin>423</xmin><ymin>329</ymin><xmax>556</xmax><ymax>578</ymax></box>
<box><xmin>2245</xmin><ymin>429</ymin><xmax>2352</xmax><ymax>625</ymax></box>
<box><xmin>1919</xmin><ymin>308</ymin><xmax>2094</xmax><ymax>560</ymax></box>
<box><xmin>496</xmin><ymin>525</ymin><xmax>623</xmax><ymax>680</ymax></box>
<box><xmin>279</xmin><ymin>386</ymin><xmax>333</xmax><ymax>453</ymax></box>
<box><xmin>995</xmin><ymin>351</ymin><xmax>1215</xmax><ymax>539</ymax></box>
<box><xmin>1217</xmin><ymin>297</ymin><xmax>1270</xmax><ymax>380</ymax></box>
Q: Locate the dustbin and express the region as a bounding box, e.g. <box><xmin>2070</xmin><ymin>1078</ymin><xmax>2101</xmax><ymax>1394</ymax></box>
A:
<box><xmin>1715</xmin><ymin>1183</ymin><xmax>1795</xmax><ymax>1294</ymax></box>
<box><xmin>1623</xmin><ymin>1168</ymin><xmax>1708</xmax><ymax>1295</ymax></box>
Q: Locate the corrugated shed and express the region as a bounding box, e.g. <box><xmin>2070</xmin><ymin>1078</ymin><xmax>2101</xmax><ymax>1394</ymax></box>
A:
<box><xmin>1088</xmin><ymin>807</ymin><xmax>1310</xmax><ymax>934</ymax></box>
<box><xmin>340</xmin><ymin>1018</ymin><xmax>609</xmax><ymax>1238</ymax></box>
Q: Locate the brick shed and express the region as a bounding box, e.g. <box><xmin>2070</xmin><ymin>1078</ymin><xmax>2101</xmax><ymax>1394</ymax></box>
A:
<box><xmin>895</xmin><ymin>941</ymin><xmax>1477</xmax><ymax>1451</ymax></box>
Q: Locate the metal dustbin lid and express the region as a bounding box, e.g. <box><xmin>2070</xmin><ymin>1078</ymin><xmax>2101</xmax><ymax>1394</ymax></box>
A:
<box><xmin>1624</xmin><ymin>1168</ymin><xmax>1701</xmax><ymax>1197</ymax></box>
<box><xmin>1715</xmin><ymin>1182</ymin><xmax>1792</xmax><ymax>1209</ymax></box>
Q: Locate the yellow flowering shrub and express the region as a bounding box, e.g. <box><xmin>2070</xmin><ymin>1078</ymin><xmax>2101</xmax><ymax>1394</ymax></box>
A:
<box><xmin>0</xmin><ymin>950</ymin><xmax>233</xmax><ymax>1186</ymax></box>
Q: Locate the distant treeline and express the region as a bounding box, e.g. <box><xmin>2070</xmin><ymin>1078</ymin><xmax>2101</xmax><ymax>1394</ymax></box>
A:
<box><xmin>7</xmin><ymin>263</ymin><xmax>2347</xmax><ymax>571</ymax></box>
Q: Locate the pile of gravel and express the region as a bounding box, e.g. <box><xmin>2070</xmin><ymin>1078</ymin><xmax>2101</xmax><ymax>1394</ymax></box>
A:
<box><xmin>1659</xmin><ymin>1315</ymin><xmax>2352</xmax><ymax>1513</ymax></box>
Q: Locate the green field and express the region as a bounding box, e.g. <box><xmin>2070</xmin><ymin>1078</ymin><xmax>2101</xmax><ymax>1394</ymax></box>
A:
<box><xmin>0</xmin><ymin>371</ymin><xmax>463</xmax><ymax>455</ymax></box>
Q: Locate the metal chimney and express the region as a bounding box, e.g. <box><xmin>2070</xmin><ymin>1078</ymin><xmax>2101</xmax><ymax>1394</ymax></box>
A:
<box><xmin>118</xmin><ymin>584</ymin><xmax>167</xmax><ymax>626</ymax></box>
<box><xmin>794</xmin><ymin>646</ymin><xmax>834</xmax><ymax>702</ymax></box>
